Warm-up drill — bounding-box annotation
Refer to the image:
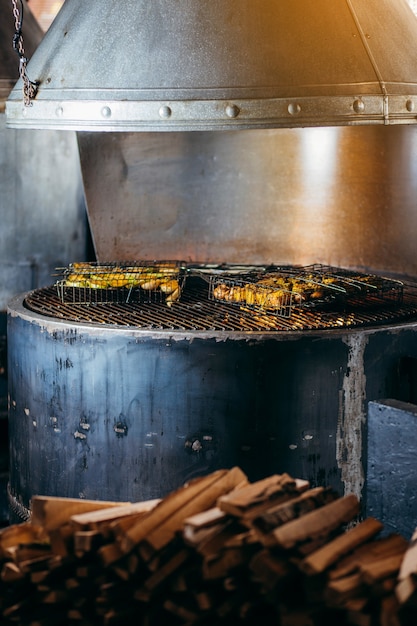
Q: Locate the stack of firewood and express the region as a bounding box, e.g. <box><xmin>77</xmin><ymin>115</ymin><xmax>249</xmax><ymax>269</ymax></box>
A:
<box><xmin>0</xmin><ymin>467</ymin><xmax>416</xmax><ymax>625</ymax></box>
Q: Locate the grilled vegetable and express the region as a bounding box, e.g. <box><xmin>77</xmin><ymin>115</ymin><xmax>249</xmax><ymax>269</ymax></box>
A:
<box><xmin>61</xmin><ymin>262</ymin><xmax>183</xmax><ymax>305</ymax></box>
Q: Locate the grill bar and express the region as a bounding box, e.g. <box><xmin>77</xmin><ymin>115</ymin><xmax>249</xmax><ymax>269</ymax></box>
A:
<box><xmin>23</xmin><ymin>276</ymin><xmax>417</xmax><ymax>332</ymax></box>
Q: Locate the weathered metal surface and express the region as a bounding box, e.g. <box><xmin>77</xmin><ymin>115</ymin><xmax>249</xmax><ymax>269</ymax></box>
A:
<box><xmin>337</xmin><ymin>334</ymin><xmax>368</xmax><ymax>501</ymax></box>
<box><xmin>0</xmin><ymin>0</ymin><xmax>89</xmax><ymax>309</ymax></box>
<box><xmin>366</xmin><ymin>399</ymin><xmax>417</xmax><ymax>539</ymax></box>
<box><xmin>8</xmin><ymin>294</ymin><xmax>417</xmax><ymax>518</ymax></box>
<box><xmin>0</xmin><ymin>313</ymin><xmax>6</xmax><ymax>421</ymax></box>
<box><xmin>0</xmin><ymin>114</ymin><xmax>88</xmax><ymax>309</ymax></box>
<box><xmin>77</xmin><ymin>125</ymin><xmax>417</xmax><ymax>278</ymax></box>
<box><xmin>6</xmin><ymin>0</ymin><xmax>417</xmax><ymax>130</ymax></box>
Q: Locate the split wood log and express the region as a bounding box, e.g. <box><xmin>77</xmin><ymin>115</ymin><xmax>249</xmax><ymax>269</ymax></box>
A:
<box><xmin>139</xmin><ymin>467</ymin><xmax>248</xmax><ymax>556</ymax></box>
<box><xmin>217</xmin><ymin>473</ymin><xmax>309</xmax><ymax>520</ymax></box>
<box><xmin>120</xmin><ymin>467</ymin><xmax>247</xmax><ymax>554</ymax></box>
<box><xmin>251</xmin><ymin>486</ymin><xmax>338</xmax><ymax>534</ymax></box>
<box><xmin>360</xmin><ymin>552</ymin><xmax>406</xmax><ymax>586</ymax></box>
<box><xmin>261</xmin><ymin>493</ymin><xmax>360</xmax><ymax>550</ymax></box>
<box><xmin>395</xmin><ymin>573</ymin><xmax>417</xmax><ymax>608</ymax></box>
<box><xmin>69</xmin><ymin>499</ymin><xmax>161</xmax><ymax>531</ymax></box>
<box><xmin>329</xmin><ymin>533</ymin><xmax>409</xmax><ymax>581</ymax></box>
<box><xmin>31</xmin><ymin>496</ymin><xmax>129</xmax><ymax>532</ymax></box>
<box><xmin>325</xmin><ymin>571</ymin><xmax>365</xmax><ymax>606</ymax></box>
<box><xmin>398</xmin><ymin>528</ymin><xmax>417</xmax><ymax>581</ymax></box>
<box><xmin>301</xmin><ymin>517</ymin><xmax>384</xmax><ymax>575</ymax></box>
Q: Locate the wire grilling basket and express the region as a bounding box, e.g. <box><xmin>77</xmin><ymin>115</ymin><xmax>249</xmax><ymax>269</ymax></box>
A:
<box><xmin>55</xmin><ymin>262</ymin><xmax>404</xmax><ymax>318</ymax></box>
<box><xmin>55</xmin><ymin>261</ymin><xmax>186</xmax><ymax>306</ymax></box>
<box><xmin>207</xmin><ymin>264</ymin><xmax>404</xmax><ymax>317</ymax></box>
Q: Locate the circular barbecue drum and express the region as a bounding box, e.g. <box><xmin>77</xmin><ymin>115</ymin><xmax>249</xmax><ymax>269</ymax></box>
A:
<box><xmin>7</xmin><ymin>121</ymin><xmax>417</xmax><ymax>522</ymax></box>
<box><xmin>8</xmin><ymin>270</ymin><xmax>417</xmax><ymax>522</ymax></box>
<box><xmin>7</xmin><ymin>0</ymin><xmax>417</xmax><ymax>525</ymax></box>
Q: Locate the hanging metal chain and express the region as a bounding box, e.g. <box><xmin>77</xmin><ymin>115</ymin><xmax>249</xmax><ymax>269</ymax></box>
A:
<box><xmin>11</xmin><ymin>0</ymin><xmax>38</xmax><ymax>106</ymax></box>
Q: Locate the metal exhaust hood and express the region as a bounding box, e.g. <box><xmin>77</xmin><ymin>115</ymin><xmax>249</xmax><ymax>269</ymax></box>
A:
<box><xmin>5</xmin><ymin>0</ymin><xmax>417</xmax><ymax>131</ymax></box>
<box><xmin>0</xmin><ymin>0</ymin><xmax>42</xmax><ymax>107</ymax></box>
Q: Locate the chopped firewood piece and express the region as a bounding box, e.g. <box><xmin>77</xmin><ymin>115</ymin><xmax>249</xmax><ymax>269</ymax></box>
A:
<box><xmin>202</xmin><ymin>544</ymin><xmax>257</xmax><ymax>580</ymax></box>
<box><xmin>65</xmin><ymin>577</ymin><xmax>81</xmax><ymax>590</ymax></box>
<box><xmin>126</xmin><ymin>552</ymin><xmax>139</xmax><ymax>575</ymax></box>
<box><xmin>112</xmin><ymin>563</ymin><xmax>131</xmax><ymax>581</ymax></box>
<box><xmin>42</xmin><ymin>589</ymin><xmax>70</xmax><ymax>603</ymax></box>
<box><xmin>251</xmin><ymin>486</ymin><xmax>338</xmax><ymax>534</ymax></box>
<box><xmin>120</xmin><ymin>468</ymin><xmax>246</xmax><ymax>553</ymax></box>
<box><xmin>170</xmin><ymin>571</ymin><xmax>190</xmax><ymax>593</ymax></box>
<box><xmin>19</xmin><ymin>554</ymin><xmax>61</xmax><ymax>574</ymax></box>
<box><xmin>67</xmin><ymin>608</ymin><xmax>84</xmax><ymax>620</ymax></box>
<box><xmin>249</xmin><ymin>549</ymin><xmax>292</xmax><ymax>591</ymax></box>
<box><xmin>395</xmin><ymin>573</ymin><xmax>417</xmax><ymax>607</ymax></box>
<box><xmin>195</xmin><ymin>590</ymin><xmax>216</xmax><ymax>610</ymax></box>
<box><xmin>6</xmin><ymin>542</ymin><xmax>52</xmax><ymax>564</ymax></box>
<box><xmin>74</xmin><ymin>530</ymin><xmax>105</xmax><ymax>555</ymax></box>
<box><xmin>31</xmin><ymin>495</ymin><xmax>129</xmax><ymax>531</ymax></box>
<box><xmin>183</xmin><ymin>510</ymin><xmax>237</xmax><ymax>555</ymax></box>
<box><xmin>301</xmin><ymin>518</ymin><xmax>384</xmax><ymax>575</ymax></box>
<box><xmin>109</xmin><ymin>511</ymin><xmax>156</xmax><ymax>538</ymax></box>
<box><xmin>398</xmin><ymin>527</ymin><xmax>417</xmax><ymax>581</ymax></box>
<box><xmin>48</xmin><ymin>523</ymin><xmax>74</xmax><ymax>557</ymax></box>
<box><xmin>373</xmin><ymin>576</ymin><xmax>398</xmax><ymax>599</ymax></box>
<box><xmin>184</xmin><ymin>506</ymin><xmax>226</xmax><ymax>529</ymax></box>
<box><xmin>183</xmin><ymin>521</ymin><xmax>228</xmax><ymax>548</ymax></box>
<box><xmin>223</xmin><ymin>528</ymin><xmax>259</xmax><ymax>548</ymax></box>
<box><xmin>295</xmin><ymin>534</ymin><xmax>337</xmax><ymax>557</ymax></box>
<box><xmin>380</xmin><ymin>594</ymin><xmax>402</xmax><ymax>626</ymax></box>
<box><xmin>144</xmin><ymin>548</ymin><xmax>190</xmax><ymax>591</ymax></box>
<box><xmin>343</xmin><ymin>597</ymin><xmax>369</xmax><ymax>612</ymax></box>
<box><xmin>131</xmin><ymin>467</ymin><xmax>247</xmax><ymax>556</ymax></box>
<box><xmin>262</xmin><ymin>494</ymin><xmax>360</xmax><ymax>550</ymax></box>
<box><xmin>76</xmin><ymin>563</ymin><xmax>102</xmax><ymax>578</ymax></box>
<box><xmin>195</xmin><ymin>520</ymin><xmax>244</xmax><ymax>557</ymax></box>
<box><xmin>329</xmin><ymin>533</ymin><xmax>409</xmax><ymax>581</ymax></box>
<box><xmin>325</xmin><ymin>571</ymin><xmax>365</xmax><ymax>606</ymax></box>
<box><xmin>359</xmin><ymin>552</ymin><xmax>406</xmax><ymax>585</ymax></box>
<box><xmin>163</xmin><ymin>598</ymin><xmax>199</xmax><ymax>622</ymax></box>
<box><xmin>182</xmin><ymin>507</ymin><xmax>228</xmax><ymax>546</ymax></box>
<box><xmin>345</xmin><ymin>607</ymin><xmax>372</xmax><ymax>626</ymax></box>
<box><xmin>70</xmin><ymin>499</ymin><xmax>161</xmax><ymax>530</ymax></box>
<box><xmin>98</xmin><ymin>541</ymin><xmax>125</xmax><ymax>566</ymax></box>
<box><xmin>138</xmin><ymin>541</ymin><xmax>157</xmax><ymax>564</ymax></box>
<box><xmin>0</xmin><ymin>523</ymin><xmax>46</xmax><ymax>556</ymax></box>
<box><xmin>3</xmin><ymin>601</ymin><xmax>27</xmax><ymax>619</ymax></box>
<box><xmin>1</xmin><ymin>561</ymin><xmax>25</xmax><ymax>583</ymax></box>
<box><xmin>217</xmin><ymin>473</ymin><xmax>309</xmax><ymax>519</ymax></box>
<box><xmin>223</xmin><ymin>575</ymin><xmax>239</xmax><ymax>591</ymax></box>
<box><xmin>30</xmin><ymin>569</ymin><xmax>54</xmax><ymax>584</ymax></box>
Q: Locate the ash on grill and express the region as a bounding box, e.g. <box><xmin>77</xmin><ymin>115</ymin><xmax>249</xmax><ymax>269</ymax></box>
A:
<box><xmin>208</xmin><ymin>264</ymin><xmax>404</xmax><ymax>318</ymax></box>
<box><xmin>55</xmin><ymin>261</ymin><xmax>186</xmax><ymax>306</ymax></box>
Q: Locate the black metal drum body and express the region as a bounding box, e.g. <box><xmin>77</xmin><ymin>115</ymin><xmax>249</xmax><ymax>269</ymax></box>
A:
<box><xmin>8</xmin><ymin>295</ymin><xmax>417</xmax><ymax>520</ymax></box>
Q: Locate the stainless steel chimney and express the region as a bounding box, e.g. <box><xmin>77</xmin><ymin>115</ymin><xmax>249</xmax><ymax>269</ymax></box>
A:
<box><xmin>6</xmin><ymin>0</ymin><xmax>417</xmax><ymax>131</ymax></box>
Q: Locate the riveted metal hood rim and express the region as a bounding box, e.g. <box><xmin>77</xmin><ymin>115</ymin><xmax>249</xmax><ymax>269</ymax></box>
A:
<box><xmin>6</xmin><ymin>0</ymin><xmax>417</xmax><ymax>130</ymax></box>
